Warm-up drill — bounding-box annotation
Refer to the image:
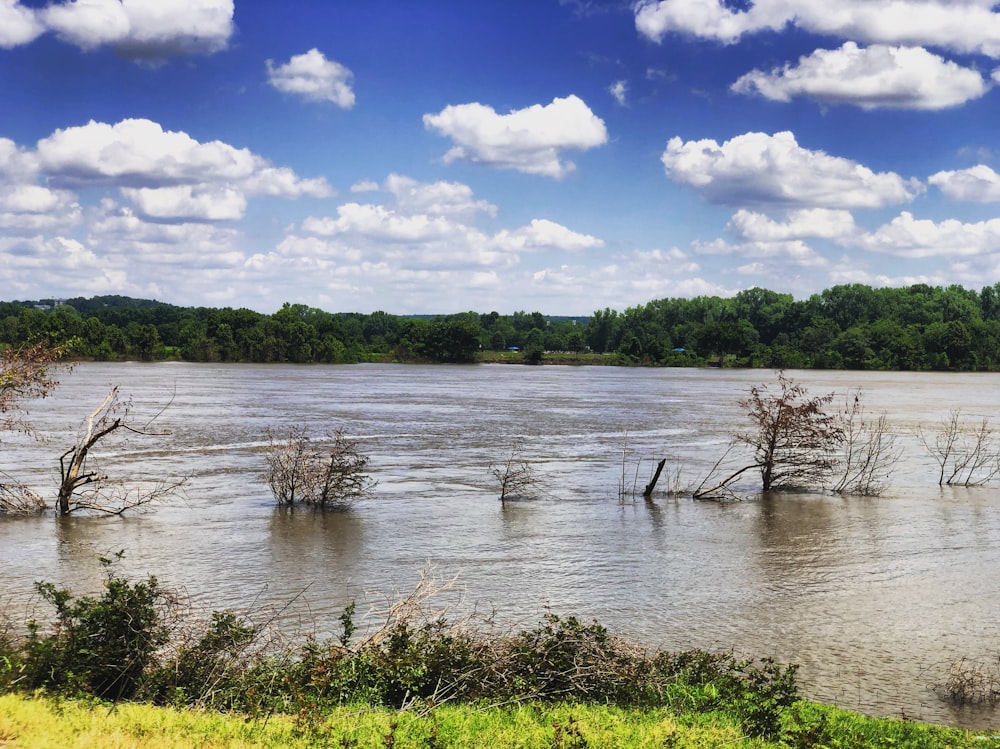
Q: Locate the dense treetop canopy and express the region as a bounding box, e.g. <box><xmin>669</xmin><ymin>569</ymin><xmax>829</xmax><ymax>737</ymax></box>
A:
<box><xmin>3</xmin><ymin>282</ymin><xmax>1000</xmax><ymax>370</ymax></box>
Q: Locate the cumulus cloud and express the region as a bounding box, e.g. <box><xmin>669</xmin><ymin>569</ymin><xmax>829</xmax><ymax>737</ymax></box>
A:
<box><xmin>0</xmin><ymin>185</ymin><xmax>81</xmax><ymax>231</ymax></box>
<box><xmin>240</xmin><ymin>167</ymin><xmax>333</xmax><ymax>198</ymax></box>
<box><xmin>350</xmin><ymin>179</ymin><xmax>380</xmax><ymax>193</ymax></box>
<box><xmin>857</xmin><ymin>211</ymin><xmax>1000</xmax><ymax>258</ymax></box>
<box><xmin>266</xmin><ymin>48</ymin><xmax>356</xmax><ymax>108</ymax></box>
<box><xmin>0</xmin><ymin>137</ymin><xmax>38</xmax><ymax>180</ymax></box>
<box><xmin>121</xmin><ymin>185</ymin><xmax>248</xmax><ymax>221</ymax></box>
<box><xmin>661</xmin><ymin>130</ymin><xmax>924</xmax><ymax>208</ymax></box>
<box><xmin>0</xmin><ymin>235</ymin><xmax>126</xmax><ymax>301</ymax></box>
<box><xmin>423</xmin><ymin>95</ymin><xmax>608</xmax><ymax>178</ymax></box>
<box><xmin>929</xmin><ymin>164</ymin><xmax>1000</xmax><ymax>202</ymax></box>
<box><xmin>634</xmin><ymin>0</ymin><xmax>1000</xmax><ymax>57</ymax></box>
<box><xmin>526</xmin><ymin>249</ymin><xmax>728</xmax><ymax>311</ymax></box>
<box><xmin>301</xmin><ymin>203</ymin><xmax>461</xmax><ymax>243</ymax></box>
<box><xmin>39</xmin><ymin>118</ymin><xmax>256</xmax><ymax>185</ymax></box>
<box><xmin>90</xmin><ymin>206</ymin><xmax>244</xmax><ymax>266</ymax></box>
<box><xmin>695</xmin><ymin>237</ymin><xmax>828</xmax><ymax>267</ymax></box>
<box><xmin>494</xmin><ymin>219</ymin><xmax>604</xmax><ymax>252</ymax></box>
<box><xmin>733</xmin><ymin>42</ymin><xmax>991</xmax><ymax>110</ymax></box>
<box><xmin>0</xmin><ymin>0</ymin><xmax>42</xmax><ymax>48</ymax></box>
<box><xmin>280</xmin><ymin>175</ymin><xmax>606</xmax><ymax>286</ymax></box>
<box><xmin>29</xmin><ymin>118</ymin><xmax>331</xmax><ymax>221</ymax></box>
<box><xmin>40</xmin><ymin>0</ymin><xmax>234</xmax><ymax>62</ymax></box>
<box><xmin>727</xmin><ymin>208</ymin><xmax>858</xmax><ymax>241</ymax></box>
<box><xmin>383</xmin><ymin>173</ymin><xmax>497</xmax><ymax>217</ymax></box>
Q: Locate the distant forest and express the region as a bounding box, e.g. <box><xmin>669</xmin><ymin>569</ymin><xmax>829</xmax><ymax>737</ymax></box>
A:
<box><xmin>4</xmin><ymin>282</ymin><xmax>1000</xmax><ymax>370</ymax></box>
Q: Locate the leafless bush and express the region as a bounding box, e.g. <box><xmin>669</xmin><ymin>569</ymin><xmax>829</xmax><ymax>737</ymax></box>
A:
<box><xmin>918</xmin><ymin>410</ymin><xmax>1000</xmax><ymax>486</ymax></box>
<box><xmin>934</xmin><ymin>657</ymin><xmax>1000</xmax><ymax>705</ymax></box>
<box><xmin>832</xmin><ymin>389</ymin><xmax>899</xmax><ymax>497</ymax></box>
<box><xmin>263</xmin><ymin>425</ymin><xmax>375</xmax><ymax>508</ymax></box>
<box><xmin>489</xmin><ymin>439</ymin><xmax>535</xmax><ymax>503</ymax></box>
<box><xmin>0</xmin><ymin>474</ymin><xmax>45</xmax><ymax>514</ymax></box>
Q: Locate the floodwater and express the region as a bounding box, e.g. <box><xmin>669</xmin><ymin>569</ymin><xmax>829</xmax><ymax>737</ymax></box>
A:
<box><xmin>2</xmin><ymin>362</ymin><xmax>1000</xmax><ymax>728</ymax></box>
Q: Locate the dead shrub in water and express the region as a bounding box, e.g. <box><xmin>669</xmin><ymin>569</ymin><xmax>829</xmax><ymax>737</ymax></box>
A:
<box><xmin>934</xmin><ymin>657</ymin><xmax>1000</xmax><ymax>705</ymax></box>
<box><xmin>833</xmin><ymin>389</ymin><xmax>899</xmax><ymax>497</ymax></box>
<box><xmin>488</xmin><ymin>438</ymin><xmax>535</xmax><ymax>503</ymax></box>
<box><xmin>263</xmin><ymin>425</ymin><xmax>376</xmax><ymax>508</ymax></box>
<box><xmin>918</xmin><ymin>410</ymin><xmax>1000</xmax><ymax>487</ymax></box>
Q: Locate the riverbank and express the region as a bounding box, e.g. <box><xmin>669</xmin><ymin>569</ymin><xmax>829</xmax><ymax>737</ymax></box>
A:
<box><xmin>2</xmin><ymin>693</ymin><xmax>997</xmax><ymax>748</ymax></box>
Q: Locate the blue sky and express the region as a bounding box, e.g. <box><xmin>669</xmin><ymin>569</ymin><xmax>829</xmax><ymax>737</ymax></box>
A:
<box><xmin>4</xmin><ymin>0</ymin><xmax>1000</xmax><ymax>315</ymax></box>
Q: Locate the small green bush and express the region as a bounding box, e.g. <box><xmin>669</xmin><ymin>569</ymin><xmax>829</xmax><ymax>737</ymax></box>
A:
<box><xmin>21</xmin><ymin>554</ymin><xmax>169</xmax><ymax>701</ymax></box>
<box><xmin>0</xmin><ymin>564</ymin><xmax>800</xmax><ymax>737</ymax></box>
<box><xmin>142</xmin><ymin>611</ymin><xmax>259</xmax><ymax>708</ymax></box>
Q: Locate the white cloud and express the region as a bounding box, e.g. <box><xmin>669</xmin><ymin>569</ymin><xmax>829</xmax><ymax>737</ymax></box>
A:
<box><xmin>423</xmin><ymin>95</ymin><xmax>608</xmax><ymax>178</ymax></box>
<box><xmin>383</xmin><ymin>173</ymin><xmax>497</xmax><ymax>217</ymax></box>
<box><xmin>661</xmin><ymin>130</ymin><xmax>924</xmax><ymax>208</ymax></box>
<box><xmin>526</xmin><ymin>250</ymin><xmax>729</xmax><ymax>310</ymax></box>
<box><xmin>0</xmin><ymin>234</ymin><xmax>125</xmax><ymax>298</ymax></box>
<box><xmin>40</xmin><ymin>0</ymin><xmax>234</xmax><ymax>62</ymax></box>
<box><xmin>278</xmin><ymin>175</ymin><xmax>606</xmax><ymax>294</ymax></box>
<box><xmin>0</xmin><ymin>185</ymin><xmax>81</xmax><ymax>230</ymax></box>
<box><xmin>695</xmin><ymin>237</ymin><xmax>829</xmax><ymax>267</ymax></box>
<box><xmin>0</xmin><ymin>0</ymin><xmax>42</xmax><ymax>48</ymax></box>
<box><xmin>240</xmin><ymin>167</ymin><xmax>333</xmax><ymax>198</ymax></box>
<box><xmin>33</xmin><ymin>119</ymin><xmax>331</xmax><ymax>212</ymax></box>
<box><xmin>121</xmin><ymin>185</ymin><xmax>248</xmax><ymax>221</ymax></box>
<box><xmin>350</xmin><ymin>179</ymin><xmax>380</xmax><ymax>193</ymax></box>
<box><xmin>38</xmin><ymin>118</ymin><xmax>256</xmax><ymax>185</ymax></box>
<box><xmin>301</xmin><ymin>203</ymin><xmax>461</xmax><ymax>243</ymax></box>
<box><xmin>929</xmin><ymin>164</ymin><xmax>1000</xmax><ymax>202</ymax></box>
<box><xmin>0</xmin><ymin>137</ymin><xmax>38</xmax><ymax>179</ymax></box>
<box><xmin>828</xmin><ymin>264</ymin><xmax>944</xmax><ymax>288</ymax></box>
<box><xmin>494</xmin><ymin>219</ymin><xmax>604</xmax><ymax>252</ymax></box>
<box><xmin>728</xmin><ymin>208</ymin><xmax>858</xmax><ymax>241</ymax></box>
<box><xmin>609</xmin><ymin>80</ymin><xmax>628</xmax><ymax>106</ymax></box>
<box><xmin>857</xmin><ymin>211</ymin><xmax>1000</xmax><ymax>258</ymax></box>
<box><xmin>90</xmin><ymin>206</ymin><xmax>244</xmax><ymax>266</ymax></box>
<box><xmin>635</xmin><ymin>0</ymin><xmax>1000</xmax><ymax>58</ymax></box>
<box><xmin>266</xmin><ymin>48</ymin><xmax>356</xmax><ymax>108</ymax></box>
<box><xmin>733</xmin><ymin>42</ymin><xmax>990</xmax><ymax>110</ymax></box>
<box><xmin>273</xmin><ymin>235</ymin><xmax>365</xmax><ymax>263</ymax></box>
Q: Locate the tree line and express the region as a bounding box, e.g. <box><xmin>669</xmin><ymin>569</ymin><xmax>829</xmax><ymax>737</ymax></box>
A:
<box><xmin>6</xmin><ymin>281</ymin><xmax>1000</xmax><ymax>369</ymax></box>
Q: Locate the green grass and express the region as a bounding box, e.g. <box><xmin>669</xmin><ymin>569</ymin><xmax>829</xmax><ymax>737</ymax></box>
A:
<box><xmin>2</xmin><ymin>693</ymin><xmax>997</xmax><ymax>749</ymax></box>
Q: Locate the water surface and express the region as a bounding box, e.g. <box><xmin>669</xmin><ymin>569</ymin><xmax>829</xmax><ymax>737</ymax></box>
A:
<box><xmin>1</xmin><ymin>363</ymin><xmax>999</xmax><ymax>728</ymax></box>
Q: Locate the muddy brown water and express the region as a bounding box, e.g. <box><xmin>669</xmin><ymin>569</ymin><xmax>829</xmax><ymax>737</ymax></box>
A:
<box><xmin>2</xmin><ymin>362</ymin><xmax>999</xmax><ymax>728</ymax></box>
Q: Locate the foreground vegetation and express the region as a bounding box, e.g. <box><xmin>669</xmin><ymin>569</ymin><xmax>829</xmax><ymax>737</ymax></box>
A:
<box><xmin>1</xmin><ymin>558</ymin><xmax>998</xmax><ymax>748</ymax></box>
<box><xmin>3</xmin><ymin>693</ymin><xmax>996</xmax><ymax>749</ymax></box>
<box><xmin>8</xmin><ymin>281</ymin><xmax>1000</xmax><ymax>369</ymax></box>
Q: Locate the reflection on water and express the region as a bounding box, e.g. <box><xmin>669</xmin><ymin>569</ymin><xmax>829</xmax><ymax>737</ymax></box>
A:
<box><xmin>1</xmin><ymin>363</ymin><xmax>1000</xmax><ymax>728</ymax></box>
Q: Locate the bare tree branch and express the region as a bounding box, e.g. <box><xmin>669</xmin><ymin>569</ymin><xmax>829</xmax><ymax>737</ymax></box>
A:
<box><xmin>57</xmin><ymin>387</ymin><xmax>184</xmax><ymax>515</ymax></box>
<box><xmin>832</xmin><ymin>389</ymin><xmax>899</xmax><ymax>497</ymax></box>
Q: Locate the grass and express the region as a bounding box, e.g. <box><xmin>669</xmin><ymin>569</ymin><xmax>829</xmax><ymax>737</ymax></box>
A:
<box><xmin>2</xmin><ymin>693</ymin><xmax>999</xmax><ymax>749</ymax></box>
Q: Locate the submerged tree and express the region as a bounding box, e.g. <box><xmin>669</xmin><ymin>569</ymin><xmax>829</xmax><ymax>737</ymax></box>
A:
<box><xmin>695</xmin><ymin>371</ymin><xmax>843</xmax><ymax>498</ymax></box>
<box><xmin>918</xmin><ymin>409</ymin><xmax>1000</xmax><ymax>487</ymax></box>
<box><xmin>263</xmin><ymin>426</ymin><xmax>375</xmax><ymax>508</ymax></box>
<box><xmin>832</xmin><ymin>388</ymin><xmax>899</xmax><ymax>497</ymax></box>
<box><xmin>489</xmin><ymin>439</ymin><xmax>535</xmax><ymax>503</ymax></box>
<box><xmin>57</xmin><ymin>387</ymin><xmax>184</xmax><ymax>515</ymax></box>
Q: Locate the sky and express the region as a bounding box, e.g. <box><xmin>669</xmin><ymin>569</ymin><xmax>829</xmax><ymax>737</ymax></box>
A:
<box><xmin>4</xmin><ymin>1</ymin><xmax>1000</xmax><ymax>315</ymax></box>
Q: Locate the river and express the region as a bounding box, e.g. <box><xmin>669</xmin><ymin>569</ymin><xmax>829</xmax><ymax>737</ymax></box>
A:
<box><xmin>1</xmin><ymin>362</ymin><xmax>999</xmax><ymax>728</ymax></box>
